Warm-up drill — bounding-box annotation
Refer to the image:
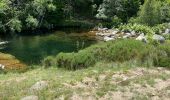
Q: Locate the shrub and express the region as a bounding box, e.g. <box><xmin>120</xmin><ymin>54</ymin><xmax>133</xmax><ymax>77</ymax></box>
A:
<box><xmin>55</xmin><ymin>51</ymin><xmax>96</xmax><ymax>70</ymax></box>
<box><xmin>163</xmin><ymin>34</ymin><xmax>170</xmax><ymax>40</ymax></box>
<box><xmin>104</xmin><ymin>39</ymin><xmax>156</xmax><ymax>62</ymax></box>
<box><xmin>155</xmin><ymin>42</ymin><xmax>170</xmax><ymax>67</ymax></box>
<box><xmin>42</xmin><ymin>56</ymin><xmax>56</xmax><ymax>68</ymax></box>
<box><xmin>43</xmin><ymin>39</ymin><xmax>170</xmax><ymax>70</ymax></box>
<box><xmin>46</xmin><ymin>40</ymin><xmax>157</xmax><ymax>69</ymax></box>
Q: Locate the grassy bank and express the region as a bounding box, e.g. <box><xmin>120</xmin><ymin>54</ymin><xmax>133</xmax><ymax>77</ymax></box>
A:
<box><xmin>0</xmin><ymin>61</ymin><xmax>170</xmax><ymax>99</ymax></box>
<box><xmin>0</xmin><ymin>38</ymin><xmax>170</xmax><ymax>100</ymax></box>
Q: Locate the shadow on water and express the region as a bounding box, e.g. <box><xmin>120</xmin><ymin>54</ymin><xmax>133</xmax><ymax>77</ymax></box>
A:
<box><xmin>0</xmin><ymin>30</ymin><xmax>96</xmax><ymax>65</ymax></box>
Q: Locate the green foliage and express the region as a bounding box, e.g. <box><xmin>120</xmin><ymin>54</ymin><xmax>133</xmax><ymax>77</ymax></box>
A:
<box><xmin>42</xmin><ymin>56</ymin><xmax>56</xmax><ymax>68</ymax></box>
<box><xmin>134</xmin><ymin>0</ymin><xmax>170</xmax><ymax>26</ymax></box>
<box><xmin>103</xmin><ymin>40</ymin><xmax>156</xmax><ymax>62</ymax></box>
<box><xmin>137</xmin><ymin>0</ymin><xmax>161</xmax><ymax>26</ymax></box>
<box><xmin>9</xmin><ymin>18</ymin><xmax>22</xmax><ymax>32</ymax></box>
<box><xmin>57</xmin><ymin>20</ymin><xmax>94</xmax><ymax>28</ymax></box>
<box><xmin>152</xmin><ymin>23</ymin><xmax>170</xmax><ymax>34</ymax></box>
<box><xmin>155</xmin><ymin>41</ymin><xmax>170</xmax><ymax>67</ymax></box>
<box><xmin>101</xmin><ymin>16</ymin><xmax>123</xmax><ymax>28</ymax></box>
<box><xmin>96</xmin><ymin>0</ymin><xmax>142</xmax><ymax>22</ymax></box>
<box><xmin>118</xmin><ymin>23</ymin><xmax>154</xmax><ymax>35</ymax></box>
<box><xmin>163</xmin><ymin>34</ymin><xmax>170</xmax><ymax>40</ymax></box>
<box><xmin>0</xmin><ymin>0</ymin><xmax>104</xmax><ymax>33</ymax></box>
<box><xmin>25</xmin><ymin>15</ymin><xmax>39</xmax><ymax>30</ymax></box>
<box><xmin>55</xmin><ymin>51</ymin><xmax>96</xmax><ymax>70</ymax></box>
<box><xmin>0</xmin><ymin>0</ymin><xmax>58</xmax><ymax>33</ymax></box>
<box><xmin>43</xmin><ymin>39</ymin><xmax>170</xmax><ymax>70</ymax></box>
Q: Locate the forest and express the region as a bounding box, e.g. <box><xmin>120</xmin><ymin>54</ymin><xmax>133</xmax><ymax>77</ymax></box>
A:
<box><xmin>0</xmin><ymin>0</ymin><xmax>170</xmax><ymax>100</ymax></box>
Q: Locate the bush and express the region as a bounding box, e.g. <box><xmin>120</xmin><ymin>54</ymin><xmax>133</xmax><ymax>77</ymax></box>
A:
<box><xmin>42</xmin><ymin>56</ymin><xmax>56</xmax><ymax>68</ymax></box>
<box><xmin>55</xmin><ymin>52</ymin><xmax>96</xmax><ymax>70</ymax></box>
<box><xmin>104</xmin><ymin>40</ymin><xmax>156</xmax><ymax>62</ymax></box>
<box><xmin>45</xmin><ymin>39</ymin><xmax>163</xmax><ymax>69</ymax></box>
<box><xmin>155</xmin><ymin>42</ymin><xmax>170</xmax><ymax>67</ymax></box>
<box><xmin>43</xmin><ymin>39</ymin><xmax>170</xmax><ymax>70</ymax></box>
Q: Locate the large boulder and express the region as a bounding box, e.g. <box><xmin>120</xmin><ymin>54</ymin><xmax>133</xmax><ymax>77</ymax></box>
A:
<box><xmin>152</xmin><ymin>34</ymin><xmax>165</xmax><ymax>43</ymax></box>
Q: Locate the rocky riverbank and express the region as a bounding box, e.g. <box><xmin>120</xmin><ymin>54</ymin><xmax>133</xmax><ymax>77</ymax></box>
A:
<box><xmin>89</xmin><ymin>27</ymin><xmax>170</xmax><ymax>42</ymax></box>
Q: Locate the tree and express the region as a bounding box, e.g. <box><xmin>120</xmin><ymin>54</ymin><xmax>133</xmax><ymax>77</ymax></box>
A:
<box><xmin>136</xmin><ymin>0</ymin><xmax>170</xmax><ymax>26</ymax></box>
<box><xmin>0</xmin><ymin>0</ymin><xmax>57</xmax><ymax>33</ymax></box>
<box><xmin>96</xmin><ymin>0</ymin><xmax>142</xmax><ymax>23</ymax></box>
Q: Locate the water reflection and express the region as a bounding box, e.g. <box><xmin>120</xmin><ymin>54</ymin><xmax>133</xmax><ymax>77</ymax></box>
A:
<box><xmin>0</xmin><ymin>31</ymin><xmax>96</xmax><ymax>64</ymax></box>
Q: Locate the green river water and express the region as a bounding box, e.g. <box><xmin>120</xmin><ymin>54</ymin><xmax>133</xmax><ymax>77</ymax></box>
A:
<box><xmin>0</xmin><ymin>30</ymin><xmax>96</xmax><ymax>65</ymax></box>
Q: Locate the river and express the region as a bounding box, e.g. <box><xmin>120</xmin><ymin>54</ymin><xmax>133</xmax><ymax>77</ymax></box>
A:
<box><xmin>0</xmin><ymin>30</ymin><xmax>96</xmax><ymax>65</ymax></box>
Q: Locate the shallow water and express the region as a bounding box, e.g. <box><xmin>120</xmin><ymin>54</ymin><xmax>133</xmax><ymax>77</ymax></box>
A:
<box><xmin>0</xmin><ymin>31</ymin><xmax>96</xmax><ymax>65</ymax></box>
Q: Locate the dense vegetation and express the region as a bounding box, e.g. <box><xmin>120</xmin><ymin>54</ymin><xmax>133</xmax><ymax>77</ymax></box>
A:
<box><xmin>1</xmin><ymin>0</ymin><xmax>169</xmax><ymax>33</ymax></box>
<box><xmin>42</xmin><ymin>39</ymin><xmax>170</xmax><ymax>70</ymax></box>
<box><xmin>0</xmin><ymin>0</ymin><xmax>103</xmax><ymax>33</ymax></box>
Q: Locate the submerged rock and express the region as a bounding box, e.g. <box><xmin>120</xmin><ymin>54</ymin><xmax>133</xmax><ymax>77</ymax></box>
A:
<box><xmin>0</xmin><ymin>53</ymin><xmax>26</xmax><ymax>71</ymax></box>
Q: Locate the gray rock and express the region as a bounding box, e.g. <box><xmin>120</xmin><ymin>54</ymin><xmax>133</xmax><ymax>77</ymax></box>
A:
<box><xmin>104</xmin><ymin>36</ymin><xmax>114</xmax><ymax>42</ymax></box>
<box><xmin>96</xmin><ymin>32</ymin><xmax>104</xmax><ymax>36</ymax></box>
<box><xmin>131</xmin><ymin>31</ymin><xmax>136</xmax><ymax>36</ymax></box>
<box><xmin>164</xmin><ymin>29</ymin><xmax>170</xmax><ymax>34</ymax></box>
<box><xmin>30</xmin><ymin>81</ymin><xmax>48</xmax><ymax>91</ymax></box>
<box><xmin>152</xmin><ymin>34</ymin><xmax>165</xmax><ymax>43</ymax></box>
<box><xmin>21</xmin><ymin>95</ymin><xmax>38</xmax><ymax>100</ymax></box>
<box><xmin>123</xmin><ymin>35</ymin><xmax>130</xmax><ymax>39</ymax></box>
<box><xmin>0</xmin><ymin>64</ymin><xmax>5</xmax><ymax>69</ymax></box>
<box><xmin>98</xmin><ymin>28</ymin><xmax>108</xmax><ymax>31</ymax></box>
<box><xmin>105</xmin><ymin>33</ymin><xmax>114</xmax><ymax>37</ymax></box>
<box><xmin>125</xmin><ymin>32</ymin><xmax>131</xmax><ymax>36</ymax></box>
<box><xmin>123</xmin><ymin>33</ymin><xmax>132</xmax><ymax>38</ymax></box>
<box><xmin>136</xmin><ymin>33</ymin><xmax>147</xmax><ymax>43</ymax></box>
<box><xmin>112</xmin><ymin>30</ymin><xmax>118</xmax><ymax>35</ymax></box>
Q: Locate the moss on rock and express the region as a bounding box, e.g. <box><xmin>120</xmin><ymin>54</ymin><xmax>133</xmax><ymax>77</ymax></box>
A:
<box><xmin>0</xmin><ymin>53</ymin><xmax>27</xmax><ymax>72</ymax></box>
